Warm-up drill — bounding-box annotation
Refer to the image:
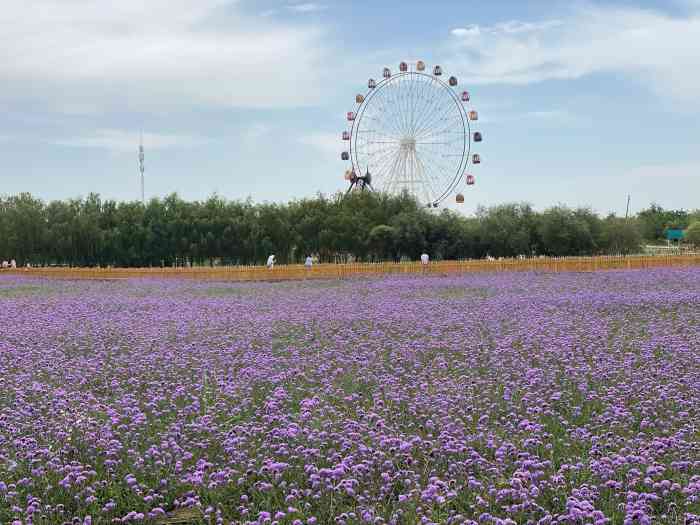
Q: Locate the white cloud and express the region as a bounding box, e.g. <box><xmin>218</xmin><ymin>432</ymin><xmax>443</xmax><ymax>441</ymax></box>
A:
<box><xmin>451</xmin><ymin>20</ymin><xmax>561</xmax><ymax>40</ymax></box>
<box><xmin>477</xmin><ymin>108</ymin><xmax>584</xmax><ymax>126</ymax></box>
<box><xmin>625</xmin><ymin>162</ymin><xmax>700</xmax><ymax>178</ymax></box>
<box><xmin>287</xmin><ymin>3</ymin><xmax>327</xmax><ymax>13</ymax></box>
<box><xmin>0</xmin><ymin>0</ymin><xmax>327</xmax><ymax>112</ymax></box>
<box><xmin>524</xmin><ymin>110</ymin><xmax>583</xmax><ymax>124</ymax></box>
<box><xmin>451</xmin><ymin>26</ymin><xmax>480</xmax><ymax>38</ymax></box>
<box><xmin>298</xmin><ymin>132</ymin><xmax>338</xmax><ymax>155</ymax></box>
<box><xmin>488</xmin><ymin>20</ymin><xmax>563</xmax><ymax>35</ymax></box>
<box><xmin>447</xmin><ymin>5</ymin><xmax>700</xmax><ymax>105</ymax></box>
<box><xmin>53</xmin><ymin>129</ymin><xmax>203</xmax><ymax>152</ymax></box>
<box><xmin>243</xmin><ymin>123</ymin><xmax>273</xmax><ymax>143</ymax></box>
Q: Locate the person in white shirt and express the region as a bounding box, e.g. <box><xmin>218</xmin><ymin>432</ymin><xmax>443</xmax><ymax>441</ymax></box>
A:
<box><xmin>420</xmin><ymin>253</ymin><xmax>429</xmax><ymax>265</ymax></box>
<box><xmin>305</xmin><ymin>256</ymin><xmax>313</xmax><ymax>268</ymax></box>
<box><xmin>266</xmin><ymin>254</ymin><xmax>276</xmax><ymax>269</ymax></box>
<box><xmin>10</xmin><ymin>260</ymin><xmax>16</xmax><ymax>269</ymax></box>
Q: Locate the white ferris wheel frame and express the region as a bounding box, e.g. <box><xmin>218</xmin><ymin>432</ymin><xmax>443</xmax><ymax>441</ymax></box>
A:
<box><xmin>346</xmin><ymin>69</ymin><xmax>475</xmax><ymax>207</ymax></box>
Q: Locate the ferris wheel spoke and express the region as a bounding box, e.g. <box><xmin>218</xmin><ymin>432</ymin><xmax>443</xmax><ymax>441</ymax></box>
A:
<box><xmin>412</xmin><ymin>74</ymin><xmax>428</xmax><ymax>136</ymax></box>
<box><xmin>419</xmin><ymin>141</ymin><xmax>462</xmax><ymax>166</ymax></box>
<box><xmin>376</xmin><ymin>94</ymin><xmax>405</xmax><ymax>139</ymax></box>
<box><xmin>411</xmin><ymin>78</ymin><xmax>449</xmax><ymax>139</ymax></box>
<box><xmin>418</xmin><ymin>144</ymin><xmax>462</xmax><ymax>175</ymax></box>
<box><xmin>414</xmin><ymin>99</ymin><xmax>462</xmax><ymax>141</ymax></box>
<box><xmin>362</xmin><ymin>110</ymin><xmax>399</xmax><ymax>141</ymax></box>
<box><xmin>357</xmin><ymin>121</ymin><xmax>403</xmax><ymax>140</ymax></box>
<box><xmin>411</xmin><ymin>76</ymin><xmax>434</xmax><ymax>136</ymax></box>
<box><xmin>387</xmin><ymin>81</ymin><xmax>408</xmax><ymax>137</ymax></box>
<box><xmin>398</xmin><ymin>77</ymin><xmax>415</xmax><ymax>137</ymax></box>
<box><xmin>407</xmin><ymin>74</ymin><xmax>417</xmax><ymax>136</ymax></box>
<box><xmin>365</xmin><ymin>148</ymin><xmax>402</xmax><ymax>167</ymax></box>
<box><xmin>408</xmin><ymin>77</ymin><xmax>434</xmax><ymax>133</ymax></box>
<box><xmin>364</xmin><ymin>90</ymin><xmax>402</xmax><ymax>139</ymax></box>
<box><xmin>356</xmin><ymin>136</ymin><xmax>401</xmax><ymax>150</ymax></box>
<box><xmin>413</xmin><ymin>153</ymin><xmax>440</xmax><ymax>203</ymax></box>
<box><xmin>415</xmin><ymin>146</ymin><xmax>465</xmax><ymax>182</ymax></box>
<box><xmin>372</xmin><ymin>147</ymin><xmax>403</xmax><ymax>169</ymax></box>
<box><xmin>414</xmin><ymin>77</ymin><xmax>437</xmax><ymax>137</ymax></box>
<box><xmin>356</xmin><ymin>131</ymin><xmax>403</xmax><ymax>153</ymax></box>
<box><xmin>383</xmin><ymin>144</ymin><xmax>411</xmax><ymax>191</ymax></box>
<box><xmin>373</xmin><ymin>86</ymin><xmax>397</xmax><ymax>138</ymax></box>
<box><xmin>363</xmin><ymin>140</ymin><xmax>402</xmax><ymax>156</ymax></box>
<box><xmin>393</xmin><ymin>78</ymin><xmax>410</xmax><ymax>136</ymax></box>
<box><xmin>419</xmin><ymin>155</ymin><xmax>454</xmax><ymax>201</ymax></box>
<box><xmin>402</xmin><ymin>75</ymin><xmax>417</xmax><ymax>137</ymax></box>
<box><xmin>375</xmin><ymin>149</ymin><xmax>404</xmax><ymax>193</ymax></box>
<box><xmin>386</xmin><ymin>151</ymin><xmax>405</xmax><ymax>195</ymax></box>
<box><xmin>365</xmin><ymin>145</ymin><xmax>403</xmax><ymax>173</ymax></box>
<box><xmin>415</xmin><ymin>91</ymin><xmax>462</xmax><ymax>139</ymax></box>
<box><xmin>418</xmin><ymin>112</ymin><xmax>466</xmax><ymax>139</ymax></box>
<box><xmin>412</xmin><ymin>150</ymin><xmax>439</xmax><ymax>204</ymax></box>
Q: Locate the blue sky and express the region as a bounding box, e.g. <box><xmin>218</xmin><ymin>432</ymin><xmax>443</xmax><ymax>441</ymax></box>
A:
<box><xmin>0</xmin><ymin>0</ymin><xmax>698</xmax><ymax>216</ymax></box>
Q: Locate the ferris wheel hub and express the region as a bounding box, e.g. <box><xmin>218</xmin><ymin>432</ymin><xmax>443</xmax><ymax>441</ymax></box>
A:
<box><xmin>400</xmin><ymin>137</ymin><xmax>416</xmax><ymax>151</ymax></box>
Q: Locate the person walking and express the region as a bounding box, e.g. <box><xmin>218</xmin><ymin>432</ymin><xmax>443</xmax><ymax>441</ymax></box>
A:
<box><xmin>420</xmin><ymin>252</ymin><xmax>429</xmax><ymax>274</ymax></box>
<box><xmin>266</xmin><ymin>254</ymin><xmax>276</xmax><ymax>269</ymax></box>
<box><xmin>305</xmin><ymin>255</ymin><xmax>313</xmax><ymax>269</ymax></box>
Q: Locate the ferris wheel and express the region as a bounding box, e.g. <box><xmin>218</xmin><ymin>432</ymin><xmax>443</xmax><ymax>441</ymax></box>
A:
<box><xmin>341</xmin><ymin>61</ymin><xmax>482</xmax><ymax>207</ymax></box>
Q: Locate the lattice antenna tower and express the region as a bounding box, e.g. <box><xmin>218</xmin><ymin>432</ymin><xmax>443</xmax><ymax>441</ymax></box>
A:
<box><xmin>138</xmin><ymin>132</ymin><xmax>145</xmax><ymax>204</ymax></box>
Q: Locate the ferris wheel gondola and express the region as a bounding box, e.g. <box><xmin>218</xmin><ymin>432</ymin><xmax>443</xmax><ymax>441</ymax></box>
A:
<box><xmin>341</xmin><ymin>60</ymin><xmax>484</xmax><ymax>206</ymax></box>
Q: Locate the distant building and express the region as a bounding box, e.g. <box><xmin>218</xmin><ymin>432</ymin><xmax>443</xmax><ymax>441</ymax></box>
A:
<box><xmin>665</xmin><ymin>228</ymin><xmax>686</xmax><ymax>242</ymax></box>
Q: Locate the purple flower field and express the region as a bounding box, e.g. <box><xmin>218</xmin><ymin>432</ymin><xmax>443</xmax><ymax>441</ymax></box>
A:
<box><xmin>1</xmin><ymin>269</ymin><xmax>699</xmax><ymax>525</ymax></box>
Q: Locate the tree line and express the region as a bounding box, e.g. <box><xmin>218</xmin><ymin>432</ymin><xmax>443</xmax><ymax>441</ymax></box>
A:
<box><xmin>0</xmin><ymin>192</ymin><xmax>698</xmax><ymax>267</ymax></box>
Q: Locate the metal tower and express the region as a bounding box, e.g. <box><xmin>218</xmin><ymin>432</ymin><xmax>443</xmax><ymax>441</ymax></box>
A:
<box><xmin>138</xmin><ymin>133</ymin><xmax>145</xmax><ymax>203</ymax></box>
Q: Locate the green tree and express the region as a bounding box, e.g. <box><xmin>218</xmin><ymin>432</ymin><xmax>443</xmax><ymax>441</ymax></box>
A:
<box><xmin>600</xmin><ymin>216</ymin><xmax>642</xmax><ymax>254</ymax></box>
<box><xmin>367</xmin><ymin>225</ymin><xmax>396</xmax><ymax>261</ymax></box>
<box><xmin>477</xmin><ymin>203</ymin><xmax>538</xmax><ymax>257</ymax></box>
<box><xmin>686</xmin><ymin>221</ymin><xmax>700</xmax><ymax>247</ymax></box>
<box><xmin>538</xmin><ymin>205</ymin><xmax>599</xmax><ymax>256</ymax></box>
<box><xmin>390</xmin><ymin>212</ymin><xmax>426</xmax><ymax>260</ymax></box>
<box><xmin>637</xmin><ymin>204</ymin><xmax>690</xmax><ymax>242</ymax></box>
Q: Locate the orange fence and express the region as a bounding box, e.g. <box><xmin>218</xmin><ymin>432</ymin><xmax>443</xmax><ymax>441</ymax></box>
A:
<box><xmin>2</xmin><ymin>255</ymin><xmax>700</xmax><ymax>282</ymax></box>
